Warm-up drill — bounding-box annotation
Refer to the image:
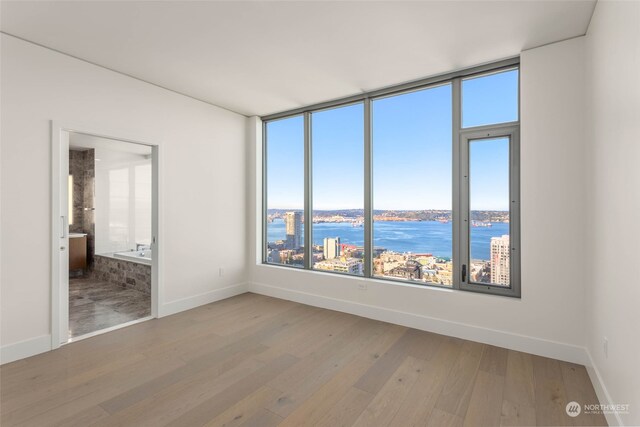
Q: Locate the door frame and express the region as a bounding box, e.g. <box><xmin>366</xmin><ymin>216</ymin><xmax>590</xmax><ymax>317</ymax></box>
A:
<box><xmin>51</xmin><ymin>120</ymin><xmax>162</xmax><ymax>349</ymax></box>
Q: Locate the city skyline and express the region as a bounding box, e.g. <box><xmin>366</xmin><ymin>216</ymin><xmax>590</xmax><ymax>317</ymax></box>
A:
<box><xmin>267</xmin><ymin>216</ymin><xmax>510</xmax><ymax>287</ymax></box>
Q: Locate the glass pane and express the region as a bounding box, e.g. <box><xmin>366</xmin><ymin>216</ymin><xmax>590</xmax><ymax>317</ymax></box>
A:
<box><xmin>108</xmin><ymin>168</ymin><xmax>129</xmax><ymax>251</ymax></box>
<box><xmin>134</xmin><ymin>163</ymin><xmax>152</xmax><ymax>246</ymax></box>
<box><xmin>372</xmin><ymin>84</ymin><xmax>453</xmax><ymax>286</ymax></box>
<box><xmin>469</xmin><ymin>137</ymin><xmax>510</xmax><ymax>287</ymax></box>
<box><xmin>312</xmin><ymin>103</ymin><xmax>364</xmax><ymax>276</ymax></box>
<box><xmin>462</xmin><ymin>69</ymin><xmax>518</xmax><ymax>128</ymax></box>
<box><xmin>265</xmin><ymin>116</ymin><xmax>305</xmax><ymax>267</ymax></box>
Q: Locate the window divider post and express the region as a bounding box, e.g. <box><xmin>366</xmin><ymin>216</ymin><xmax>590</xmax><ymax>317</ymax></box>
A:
<box><xmin>303</xmin><ymin>111</ymin><xmax>312</xmax><ymax>270</ymax></box>
<box><xmin>452</xmin><ymin>78</ymin><xmax>462</xmax><ymax>290</ymax></box>
<box><xmin>364</xmin><ymin>98</ymin><xmax>373</xmax><ymax>278</ymax></box>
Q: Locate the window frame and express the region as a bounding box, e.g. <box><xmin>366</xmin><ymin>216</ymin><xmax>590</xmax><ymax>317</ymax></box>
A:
<box><xmin>369</xmin><ymin>82</ymin><xmax>454</xmax><ymax>286</ymax></box>
<box><xmin>458</xmin><ymin>125</ymin><xmax>521</xmax><ymax>297</ymax></box>
<box><xmin>309</xmin><ymin>102</ymin><xmax>366</xmax><ymax>276</ymax></box>
<box><xmin>262</xmin><ymin>58</ymin><xmax>520</xmax><ymax>298</ymax></box>
<box><xmin>262</xmin><ymin>114</ymin><xmax>306</xmax><ymax>270</ymax></box>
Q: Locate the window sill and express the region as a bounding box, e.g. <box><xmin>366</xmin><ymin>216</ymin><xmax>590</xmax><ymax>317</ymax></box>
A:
<box><xmin>257</xmin><ymin>262</ymin><xmax>520</xmax><ymax>299</ymax></box>
<box><xmin>258</xmin><ymin>262</ymin><xmax>455</xmax><ymax>294</ymax></box>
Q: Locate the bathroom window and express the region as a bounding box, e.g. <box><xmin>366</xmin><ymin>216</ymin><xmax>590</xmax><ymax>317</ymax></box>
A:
<box><xmin>109</xmin><ymin>168</ymin><xmax>130</xmax><ymax>249</ymax></box>
<box><xmin>134</xmin><ymin>164</ymin><xmax>152</xmax><ymax>246</ymax></box>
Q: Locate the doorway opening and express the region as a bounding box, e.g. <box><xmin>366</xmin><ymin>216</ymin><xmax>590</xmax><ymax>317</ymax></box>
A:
<box><xmin>52</xmin><ymin>124</ymin><xmax>159</xmax><ymax>346</ymax></box>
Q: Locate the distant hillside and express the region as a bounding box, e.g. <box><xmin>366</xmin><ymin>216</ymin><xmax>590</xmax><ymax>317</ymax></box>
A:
<box><xmin>267</xmin><ymin>209</ymin><xmax>508</xmax><ymax>222</ymax></box>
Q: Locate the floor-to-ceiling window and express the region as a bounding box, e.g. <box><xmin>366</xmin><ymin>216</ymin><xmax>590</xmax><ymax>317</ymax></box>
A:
<box><xmin>372</xmin><ymin>84</ymin><xmax>453</xmax><ymax>285</ymax></box>
<box><xmin>263</xmin><ymin>60</ymin><xmax>520</xmax><ymax>297</ymax></box>
<box><xmin>264</xmin><ymin>115</ymin><xmax>305</xmax><ymax>268</ymax></box>
<box><xmin>311</xmin><ymin>103</ymin><xmax>365</xmax><ymax>276</ymax></box>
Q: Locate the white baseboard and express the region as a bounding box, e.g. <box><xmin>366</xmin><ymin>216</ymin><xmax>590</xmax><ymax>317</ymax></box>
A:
<box><xmin>1</xmin><ymin>335</ymin><xmax>51</xmax><ymax>365</ymax></box>
<box><xmin>585</xmin><ymin>350</ymin><xmax>624</xmax><ymax>426</ymax></box>
<box><xmin>160</xmin><ymin>282</ymin><xmax>249</xmax><ymax>317</ymax></box>
<box><xmin>249</xmin><ymin>281</ymin><xmax>589</xmax><ymax>365</ymax></box>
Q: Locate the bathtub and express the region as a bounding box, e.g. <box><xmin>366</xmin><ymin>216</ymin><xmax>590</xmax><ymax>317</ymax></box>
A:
<box><xmin>114</xmin><ymin>249</ymin><xmax>153</xmax><ymax>266</ymax></box>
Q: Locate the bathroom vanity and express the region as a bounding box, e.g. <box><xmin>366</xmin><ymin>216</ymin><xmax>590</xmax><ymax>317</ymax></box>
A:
<box><xmin>69</xmin><ymin>233</ymin><xmax>87</xmax><ymax>271</ymax></box>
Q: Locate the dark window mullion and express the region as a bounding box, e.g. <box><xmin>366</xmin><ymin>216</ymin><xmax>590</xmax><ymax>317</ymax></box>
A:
<box><xmin>364</xmin><ymin>98</ymin><xmax>373</xmax><ymax>278</ymax></box>
<box><xmin>452</xmin><ymin>78</ymin><xmax>462</xmax><ymax>290</ymax></box>
<box><xmin>303</xmin><ymin>112</ymin><xmax>312</xmax><ymax>269</ymax></box>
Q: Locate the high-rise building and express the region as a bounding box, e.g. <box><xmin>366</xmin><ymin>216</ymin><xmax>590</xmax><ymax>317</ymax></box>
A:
<box><xmin>490</xmin><ymin>234</ymin><xmax>510</xmax><ymax>285</ymax></box>
<box><xmin>323</xmin><ymin>237</ymin><xmax>340</xmax><ymax>259</ymax></box>
<box><xmin>267</xmin><ymin>249</ymin><xmax>280</xmax><ymax>264</ymax></box>
<box><xmin>285</xmin><ymin>211</ymin><xmax>302</xmax><ymax>250</ymax></box>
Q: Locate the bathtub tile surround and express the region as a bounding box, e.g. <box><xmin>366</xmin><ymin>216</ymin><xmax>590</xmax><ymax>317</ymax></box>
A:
<box><xmin>68</xmin><ymin>148</ymin><xmax>96</xmax><ymax>269</ymax></box>
<box><xmin>93</xmin><ymin>254</ymin><xmax>151</xmax><ymax>295</ymax></box>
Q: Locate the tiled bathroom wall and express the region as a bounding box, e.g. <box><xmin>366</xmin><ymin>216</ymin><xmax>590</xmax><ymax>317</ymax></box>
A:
<box><xmin>69</xmin><ymin>149</ymin><xmax>96</xmax><ymax>268</ymax></box>
<box><xmin>69</xmin><ymin>150</ymin><xmax>85</xmax><ymax>233</ymax></box>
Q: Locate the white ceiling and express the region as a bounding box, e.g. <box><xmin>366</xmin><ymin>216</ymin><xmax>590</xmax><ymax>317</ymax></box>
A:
<box><xmin>1</xmin><ymin>1</ymin><xmax>596</xmax><ymax>117</ymax></box>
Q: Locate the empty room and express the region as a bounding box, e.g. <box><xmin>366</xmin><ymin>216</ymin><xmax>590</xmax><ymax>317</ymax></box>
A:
<box><xmin>0</xmin><ymin>1</ymin><xmax>638</xmax><ymax>426</ymax></box>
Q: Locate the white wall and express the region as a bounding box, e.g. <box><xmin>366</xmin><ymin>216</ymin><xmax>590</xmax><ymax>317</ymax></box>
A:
<box><xmin>93</xmin><ymin>147</ymin><xmax>152</xmax><ymax>254</ymax></box>
<box><xmin>0</xmin><ymin>34</ymin><xmax>248</xmax><ymax>360</ymax></box>
<box><xmin>248</xmin><ymin>37</ymin><xmax>589</xmax><ymax>364</ymax></box>
<box><xmin>585</xmin><ymin>1</ymin><xmax>640</xmax><ymax>425</ymax></box>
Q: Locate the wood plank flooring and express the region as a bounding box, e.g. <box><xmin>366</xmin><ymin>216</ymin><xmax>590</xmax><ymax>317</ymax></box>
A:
<box><xmin>0</xmin><ymin>293</ymin><xmax>607</xmax><ymax>426</ymax></box>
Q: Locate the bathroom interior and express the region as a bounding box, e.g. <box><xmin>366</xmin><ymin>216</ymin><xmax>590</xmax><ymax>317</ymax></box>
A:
<box><xmin>68</xmin><ymin>132</ymin><xmax>153</xmax><ymax>339</ymax></box>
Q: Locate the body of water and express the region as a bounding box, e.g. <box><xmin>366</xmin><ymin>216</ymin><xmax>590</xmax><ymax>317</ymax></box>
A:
<box><xmin>267</xmin><ymin>220</ymin><xmax>509</xmax><ymax>261</ymax></box>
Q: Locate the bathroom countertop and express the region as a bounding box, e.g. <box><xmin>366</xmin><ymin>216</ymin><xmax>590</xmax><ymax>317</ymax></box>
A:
<box><xmin>69</xmin><ymin>233</ymin><xmax>87</xmax><ymax>238</ymax></box>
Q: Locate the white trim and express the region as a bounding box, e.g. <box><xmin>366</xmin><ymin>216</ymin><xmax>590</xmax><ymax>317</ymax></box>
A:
<box><xmin>51</xmin><ymin>120</ymin><xmax>162</xmax><ymax>350</ymax></box>
<box><xmin>585</xmin><ymin>350</ymin><xmax>624</xmax><ymax>427</ymax></box>
<box><xmin>249</xmin><ymin>281</ymin><xmax>589</xmax><ymax>365</ymax></box>
<box><xmin>160</xmin><ymin>282</ymin><xmax>249</xmax><ymax>317</ymax></box>
<box><xmin>0</xmin><ymin>335</ymin><xmax>51</xmax><ymax>365</ymax></box>
<box><xmin>50</xmin><ymin>120</ymin><xmax>69</xmax><ymax>349</ymax></box>
<box><xmin>151</xmin><ymin>144</ymin><xmax>162</xmax><ymax>318</ymax></box>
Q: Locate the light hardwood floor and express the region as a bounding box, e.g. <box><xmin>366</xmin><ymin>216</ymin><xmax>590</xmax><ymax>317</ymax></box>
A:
<box><xmin>0</xmin><ymin>293</ymin><xmax>607</xmax><ymax>426</ymax></box>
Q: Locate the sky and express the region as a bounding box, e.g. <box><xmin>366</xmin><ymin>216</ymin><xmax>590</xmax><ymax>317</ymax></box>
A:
<box><xmin>266</xmin><ymin>69</ymin><xmax>518</xmax><ymax>211</ymax></box>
